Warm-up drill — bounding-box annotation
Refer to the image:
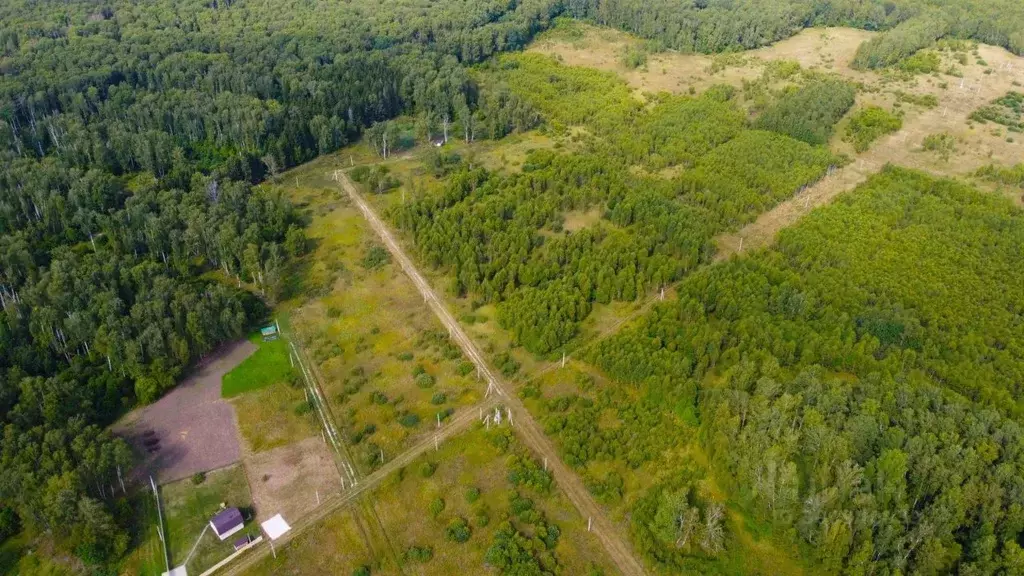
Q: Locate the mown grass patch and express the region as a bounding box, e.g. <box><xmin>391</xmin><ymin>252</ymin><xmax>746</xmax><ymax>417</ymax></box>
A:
<box><xmin>222</xmin><ymin>333</ymin><xmax>295</xmax><ymax>398</ymax></box>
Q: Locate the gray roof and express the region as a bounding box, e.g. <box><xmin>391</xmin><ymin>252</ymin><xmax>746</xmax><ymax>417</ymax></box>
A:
<box><xmin>211</xmin><ymin>507</ymin><xmax>243</xmax><ymax>533</ymax></box>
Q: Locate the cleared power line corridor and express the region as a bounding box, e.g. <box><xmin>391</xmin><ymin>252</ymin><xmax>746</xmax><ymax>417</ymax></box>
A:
<box><xmin>336</xmin><ymin>169</ymin><xmax>649</xmax><ymax>576</ymax></box>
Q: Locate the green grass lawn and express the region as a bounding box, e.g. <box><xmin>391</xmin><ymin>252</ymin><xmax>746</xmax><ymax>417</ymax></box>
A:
<box><xmin>118</xmin><ymin>491</ymin><xmax>167</xmax><ymax>576</ymax></box>
<box><xmin>222</xmin><ymin>332</ymin><xmax>296</xmax><ymax>398</ymax></box>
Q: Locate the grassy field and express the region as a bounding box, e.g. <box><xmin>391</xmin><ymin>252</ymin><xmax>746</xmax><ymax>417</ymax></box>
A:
<box><xmin>118</xmin><ymin>491</ymin><xmax>167</xmax><ymax>576</ymax></box>
<box><xmin>232</xmin><ymin>380</ymin><xmax>320</xmax><ymax>453</ymax></box>
<box><xmin>246</xmin><ymin>500</ymin><xmax>398</xmax><ymax>576</ymax></box>
<box><xmin>244</xmin><ymin>425</ymin><xmax>617</xmax><ymax>575</ymax></box>
<box><xmin>161</xmin><ymin>464</ymin><xmax>255</xmax><ymax>575</ymax></box>
<box><xmin>221</xmin><ymin>332</ymin><xmax>295</xmax><ymax>398</ymax></box>
<box><xmin>273</xmin><ymin>162</ymin><xmax>484</xmax><ymax>474</ymax></box>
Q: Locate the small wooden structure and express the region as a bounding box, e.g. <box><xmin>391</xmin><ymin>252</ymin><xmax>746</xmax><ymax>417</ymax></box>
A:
<box><xmin>260</xmin><ymin>325</ymin><xmax>279</xmax><ymax>341</ymax></box>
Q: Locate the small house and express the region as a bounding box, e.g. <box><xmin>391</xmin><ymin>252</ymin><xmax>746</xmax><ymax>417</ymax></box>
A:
<box><xmin>431</xmin><ymin>137</ymin><xmax>445</xmax><ymax>148</ymax></box>
<box><xmin>233</xmin><ymin>534</ymin><xmax>253</xmax><ymax>551</ymax></box>
<box><xmin>210</xmin><ymin>507</ymin><xmax>244</xmax><ymax>541</ymax></box>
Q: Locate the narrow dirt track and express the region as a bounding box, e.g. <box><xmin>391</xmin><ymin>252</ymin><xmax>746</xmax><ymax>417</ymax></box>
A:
<box><xmin>337</xmin><ymin>171</ymin><xmax>649</xmax><ymax>576</ymax></box>
<box><xmin>218</xmin><ymin>395</ymin><xmax>498</xmax><ymax>576</ymax></box>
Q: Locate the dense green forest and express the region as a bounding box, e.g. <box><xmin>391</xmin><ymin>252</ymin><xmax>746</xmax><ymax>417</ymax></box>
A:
<box><xmin>394</xmin><ymin>53</ymin><xmax>835</xmax><ymax>354</ymax></box>
<box><xmin>578</xmin><ymin>168</ymin><xmax>1024</xmax><ymax>573</ymax></box>
<box><xmin>564</xmin><ymin>0</ymin><xmax>1024</xmax><ymax>57</ymax></box>
<box><xmin>4</xmin><ymin>0</ymin><xmax>1024</xmax><ymax>571</ymax></box>
<box><xmin>0</xmin><ymin>0</ymin><xmax>562</xmax><ymax>568</ymax></box>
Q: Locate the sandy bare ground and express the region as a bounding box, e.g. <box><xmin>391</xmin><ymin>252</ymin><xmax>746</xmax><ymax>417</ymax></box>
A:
<box><xmin>244</xmin><ymin>436</ymin><xmax>342</xmax><ymax>524</ymax></box>
<box><xmin>114</xmin><ymin>340</ymin><xmax>257</xmax><ymax>484</ymax></box>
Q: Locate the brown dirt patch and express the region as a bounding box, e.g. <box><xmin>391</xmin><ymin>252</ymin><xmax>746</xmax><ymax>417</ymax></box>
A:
<box><xmin>243</xmin><ymin>436</ymin><xmax>343</xmax><ymax>524</ymax></box>
<box><xmin>114</xmin><ymin>340</ymin><xmax>257</xmax><ymax>484</ymax></box>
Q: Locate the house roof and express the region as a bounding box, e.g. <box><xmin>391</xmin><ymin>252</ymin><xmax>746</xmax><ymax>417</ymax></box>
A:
<box><xmin>211</xmin><ymin>507</ymin><xmax>243</xmax><ymax>533</ymax></box>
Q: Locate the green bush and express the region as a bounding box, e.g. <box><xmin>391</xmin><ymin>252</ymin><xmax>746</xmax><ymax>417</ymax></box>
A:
<box><xmin>352</xmin><ymin>566</ymin><xmax>371</xmax><ymax>576</ymax></box>
<box><xmin>456</xmin><ymin>361</ymin><xmax>475</xmax><ymax>376</ymax></box>
<box><xmin>414</xmin><ymin>373</ymin><xmax>436</xmax><ymax>389</ymax></box>
<box><xmin>428</xmin><ymin>497</ymin><xmax>445</xmax><ymax>518</ymax></box>
<box><xmin>420</xmin><ymin>461</ymin><xmax>438</xmax><ymax>478</ymax></box>
<box><xmin>844</xmin><ymin>106</ymin><xmax>903</xmax><ymax>152</ymax></box>
<box><xmin>191</xmin><ymin>472</ymin><xmax>206</xmax><ymax>485</ymax></box>
<box><xmin>465</xmin><ymin>486</ymin><xmax>481</xmax><ymax>503</ymax></box>
<box><xmin>404</xmin><ymin>545</ymin><xmax>434</xmax><ymax>563</ymax></box>
<box><xmin>361</xmin><ymin>244</ymin><xmax>391</xmax><ymax>269</ymax></box>
<box><xmin>430</xmin><ymin>392</ymin><xmax>448</xmax><ymax>405</ymax></box>
<box><xmin>445</xmin><ymin>517</ymin><xmax>472</xmax><ymax>543</ymax></box>
<box><xmin>399</xmin><ymin>412</ymin><xmax>421</xmax><ymax>428</ymax></box>
<box><xmin>898</xmin><ymin>50</ymin><xmax>941</xmax><ymax>74</ymax></box>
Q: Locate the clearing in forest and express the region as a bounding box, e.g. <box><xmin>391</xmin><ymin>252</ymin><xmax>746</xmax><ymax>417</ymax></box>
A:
<box><xmin>245</xmin><ymin>426</ymin><xmax>619</xmax><ymax>576</ymax></box>
<box><xmin>529</xmin><ymin>20</ymin><xmax>1024</xmax><ymax>256</ymax></box>
<box><xmin>279</xmin><ymin>164</ymin><xmax>484</xmax><ymax>473</ymax></box>
<box><xmin>114</xmin><ymin>340</ymin><xmax>255</xmax><ymax>484</ymax></box>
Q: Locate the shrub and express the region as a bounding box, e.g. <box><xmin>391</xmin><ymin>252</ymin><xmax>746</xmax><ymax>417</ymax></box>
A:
<box><xmin>428</xmin><ymin>497</ymin><xmax>445</xmax><ymax>518</ymax></box>
<box><xmin>431</xmin><ymin>392</ymin><xmax>447</xmax><ymax>405</ymax></box>
<box><xmin>370</xmin><ymin>390</ymin><xmax>388</xmax><ymax>405</ymax></box>
<box><xmin>474</xmin><ymin>509</ymin><xmax>490</xmax><ymax>528</ymax></box>
<box><xmin>415</xmin><ymin>373</ymin><xmax>436</xmax><ymax>389</ymax></box>
<box><xmin>399</xmin><ymin>412</ymin><xmax>421</xmax><ymax>428</ymax></box>
<box><xmin>495</xmin><ymin>352</ymin><xmax>520</xmax><ymax>377</ymax></box>
<box><xmin>420</xmin><ymin>461</ymin><xmax>438</xmax><ymax>478</ymax></box>
<box><xmin>397</xmin><ymin>351</ymin><xmax>414</xmax><ymax>361</ymax></box>
<box><xmin>361</xmin><ymin>245</ymin><xmax>390</xmax><ymax>269</ymax></box>
<box><xmin>898</xmin><ymin>50</ymin><xmax>940</xmax><ymax>74</ymax></box>
<box><xmin>445</xmin><ymin>517</ymin><xmax>472</xmax><ymax>543</ymax></box>
<box><xmin>294</xmin><ymin>400</ymin><xmax>313</xmax><ymax>416</ymax></box>
<box><xmin>191</xmin><ymin>472</ymin><xmax>206</xmax><ymax>485</ymax></box>
<box><xmin>404</xmin><ymin>545</ymin><xmax>434</xmax><ymax>563</ymax></box>
<box><xmin>844</xmin><ymin>106</ymin><xmax>903</xmax><ymax>152</ymax></box>
<box><xmin>465</xmin><ymin>486</ymin><xmax>481</xmax><ymax>503</ymax></box>
<box><xmin>352</xmin><ymin>567</ymin><xmax>371</xmax><ymax>576</ymax></box>
<box><xmin>456</xmin><ymin>361</ymin><xmax>475</xmax><ymax>377</ymax></box>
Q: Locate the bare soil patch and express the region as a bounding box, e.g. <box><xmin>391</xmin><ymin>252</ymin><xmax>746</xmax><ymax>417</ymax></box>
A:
<box><xmin>114</xmin><ymin>340</ymin><xmax>256</xmax><ymax>484</ymax></box>
<box><xmin>243</xmin><ymin>436</ymin><xmax>343</xmax><ymax>524</ymax></box>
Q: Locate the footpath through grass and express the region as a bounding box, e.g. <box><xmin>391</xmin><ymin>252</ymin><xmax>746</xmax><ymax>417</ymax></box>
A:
<box><xmin>222</xmin><ymin>332</ymin><xmax>295</xmax><ymax>398</ymax></box>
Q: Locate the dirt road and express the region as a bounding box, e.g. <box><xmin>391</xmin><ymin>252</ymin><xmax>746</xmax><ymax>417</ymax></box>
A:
<box><xmin>218</xmin><ymin>395</ymin><xmax>498</xmax><ymax>576</ymax></box>
<box><xmin>337</xmin><ymin>171</ymin><xmax>649</xmax><ymax>576</ymax></box>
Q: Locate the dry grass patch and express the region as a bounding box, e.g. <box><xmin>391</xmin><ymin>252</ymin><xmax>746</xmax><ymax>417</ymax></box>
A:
<box><xmin>232</xmin><ymin>381</ymin><xmax>319</xmax><ymax>453</ymax></box>
<box><xmin>243</xmin><ymin>436</ymin><xmax>343</xmax><ymax>524</ymax></box>
<box><xmin>280</xmin><ymin>171</ymin><xmax>483</xmax><ymax>473</ymax></box>
<box><xmin>370</xmin><ymin>426</ymin><xmax>617</xmax><ymax>576</ymax></box>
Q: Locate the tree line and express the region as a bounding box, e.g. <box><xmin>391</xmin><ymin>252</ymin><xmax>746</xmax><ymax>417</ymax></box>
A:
<box><xmin>563</xmin><ymin>0</ymin><xmax>1024</xmax><ymax>57</ymax></box>
<box><xmin>0</xmin><ymin>0</ymin><xmax>565</xmax><ymax>568</ymax></box>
